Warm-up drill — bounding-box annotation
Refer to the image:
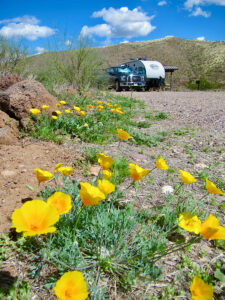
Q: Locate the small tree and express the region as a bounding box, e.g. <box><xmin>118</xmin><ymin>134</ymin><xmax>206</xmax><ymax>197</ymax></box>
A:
<box><xmin>0</xmin><ymin>37</ymin><xmax>28</xmax><ymax>75</ymax></box>
<box><xmin>49</xmin><ymin>36</ymin><xmax>104</xmax><ymax>91</ymax></box>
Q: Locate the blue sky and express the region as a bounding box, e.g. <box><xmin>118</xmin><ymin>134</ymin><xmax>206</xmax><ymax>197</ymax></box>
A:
<box><xmin>0</xmin><ymin>0</ymin><xmax>225</xmax><ymax>54</ymax></box>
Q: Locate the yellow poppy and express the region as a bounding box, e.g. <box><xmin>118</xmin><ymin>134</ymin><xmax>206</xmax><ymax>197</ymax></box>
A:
<box><xmin>179</xmin><ymin>170</ymin><xmax>197</xmax><ymax>184</ymax></box>
<box><xmin>56</xmin><ymin>103</ymin><xmax>61</xmax><ymax>107</ymax></box>
<box><xmin>129</xmin><ymin>163</ymin><xmax>149</xmax><ymax>181</ymax></box>
<box><xmin>86</xmin><ymin>104</ymin><xmax>93</xmax><ymax>108</ymax></box>
<box><xmin>97</xmin><ymin>179</ymin><xmax>115</xmax><ymax>196</ymax></box>
<box><xmin>57</xmin><ymin>166</ymin><xmax>74</xmax><ymax>176</ymax></box>
<box><xmin>54</xmin><ymin>271</ymin><xmax>88</xmax><ymax>300</ymax></box>
<box><xmin>54</xmin><ymin>163</ymin><xmax>63</xmax><ymax>174</ymax></box>
<box><xmin>80</xmin><ymin>111</ymin><xmax>86</xmax><ymax>117</ymax></box>
<box><xmin>35</xmin><ymin>168</ymin><xmax>53</xmax><ymax>182</ymax></box>
<box><xmin>103</xmin><ymin>170</ymin><xmax>113</xmax><ymax>179</ymax></box>
<box><xmin>64</xmin><ymin>110</ymin><xmax>71</xmax><ymax>114</ymax></box>
<box><xmin>59</xmin><ymin>100</ymin><xmax>67</xmax><ymax>105</ymax></box>
<box><xmin>111</xmin><ymin>108</ymin><xmax>116</xmax><ymax>113</ymax></box>
<box><xmin>97</xmin><ymin>153</ymin><xmax>114</xmax><ymax>170</ymax></box>
<box><xmin>117</xmin><ymin>129</ymin><xmax>132</xmax><ymax>140</ymax></box>
<box><xmin>30</xmin><ymin>108</ymin><xmax>41</xmax><ymax>115</ymax></box>
<box><xmin>178</xmin><ymin>212</ymin><xmax>202</xmax><ymax>234</ymax></box>
<box><xmin>201</xmin><ymin>214</ymin><xmax>225</xmax><ymax>240</ymax></box>
<box><xmin>97</xmin><ymin>101</ymin><xmax>102</xmax><ymax>104</ymax></box>
<box><xmin>190</xmin><ymin>276</ymin><xmax>213</xmax><ymax>300</ymax></box>
<box><xmin>47</xmin><ymin>191</ymin><xmax>72</xmax><ymax>215</ymax></box>
<box><xmin>55</xmin><ymin>110</ymin><xmax>62</xmax><ymax>115</ymax></box>
<box><xmin>11</xmin><ymin>200</ymin><xmax>59</xmax><ymax>237</ymax></box>
<box><xmin>206</xmin><ymin>179</ymin><xmax>225</xmax><ymax>195</ymax></box>
<box><xmin>155</xmin><ymin>157</ymin><xmax>169</xmax><ymax>169</ymax></box>
<box><xmin>79</xmin><ymin>182</ymin><xmax>105</xmax><ymax>206</ymax></box>
<box><xmin>52</xmin><ymin>115</ymin><xmax>58</xmax><ymax>120</ymax></box>
<box><xmin>41</xmin><ymin>105</ymin><xmax>49</xmax><ymax>109</ymax></box>
<box><xmin>73</xmin><ymin>106</ymin><xmax>81</xmax><ymax>112</ymax></box>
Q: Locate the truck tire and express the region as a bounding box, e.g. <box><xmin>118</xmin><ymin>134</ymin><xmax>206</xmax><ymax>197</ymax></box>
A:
<box><xmin>115</xmin><ymin>80</ymin><xmax>121</xmax><ymax>92</ymax></box>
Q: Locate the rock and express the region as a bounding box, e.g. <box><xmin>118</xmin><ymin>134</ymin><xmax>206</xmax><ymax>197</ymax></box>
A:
<box><xmin>0</xmin><ymin>74</ymin><xmax>22</xmax><ymax>91</ymax></box>
<box><xmin>89</xmin><ymin>165</ymin><xmax>101</xmax><ymax>176</ymax></box>
<box><xmin>195</xmin><ymin>163</ymin><xmax>208</xmax><ymax>170</ymax></box>
<box><xmin>0</xmin><ymin>111</ymin><xmax>19</xmax><ymax>145</ymax></box>
<box><xmin>161</xmin><ymin>185</ymin><xmax>174</xmax><ymax>195</ymax></box>
<box><xmin>0</xmin><ymin>80</ymin><xmax>58</xmax><ymax>125</ymax></box>
<box><xmin>1</xmin><ymin>170</ymin><xmax>17</xmax><ymax>177</ymax></box>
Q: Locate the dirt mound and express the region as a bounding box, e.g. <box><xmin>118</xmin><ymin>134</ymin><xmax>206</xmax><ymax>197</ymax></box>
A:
<box><xmin>0</xmin><ymin>74</ymin><xmax>22</xmax><ymax>91</ymax></box>
<box><xmin>0</xmin><ymin>110</ymin><xmax>19</xmax><ymax>145</ymax></box>
<box><xmin>0</xmin><ymin>80</ymin><xmax>58</xmax><ymax>124</ymax></box>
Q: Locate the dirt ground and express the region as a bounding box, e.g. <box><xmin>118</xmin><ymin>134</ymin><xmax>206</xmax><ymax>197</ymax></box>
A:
<box><xmin>1</xmin><ymin>91</ymin><xmax>224</xmax><ymax>234</ymax></box>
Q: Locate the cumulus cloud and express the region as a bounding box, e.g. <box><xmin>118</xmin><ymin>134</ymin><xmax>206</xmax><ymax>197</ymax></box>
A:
<box><xmin>191</xmin><ymin>7</ymin><xmax>211</xmax><ymax>16</ymax></box>
<box><xmin>158</xmin><ymin>1</ymin><xmax>167</xmax><ymax>6</ymax></box>
<box><xmin>196</xmin><ymin>36</ymin><xmax>205</xmax><ymax>40</ymax></box>
<box><xmin>120</xmin><ymin>40</ymin><xmax>129</xmax><ymax>44</ymax></box>
<box><xmin>184</xmin><ymin>0</ymin><xmax>225</xmax><ymax>17</ymax></box>
<box><xmin>65</xmin><ymin>40</ymin><xmax>72</xmax><ymax>46</ymax></box>
<box><xmin>81</xmin><ymin>7</ymin><xmax>156</xmax><ymax>39</ymax></box>
<box><xmin>184</xmin><ymin>0</ymin><xmax>225</xmax><ymax>10</ymax></box>
<box><xmin>0</xmin><ymin>15</ymin><xmax>56</xmax><ymax>40</ymax></box>
<box><xmin>35</xmin><ymin>47</ymin><xmax>47</xmax><ymax>54</ymax></box>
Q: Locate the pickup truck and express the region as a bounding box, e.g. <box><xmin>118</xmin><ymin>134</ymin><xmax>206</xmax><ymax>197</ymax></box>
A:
<box><xmin>105</xmin><ymin>66</ymin><xmax>145</xmax><ymax>91</ymax></box>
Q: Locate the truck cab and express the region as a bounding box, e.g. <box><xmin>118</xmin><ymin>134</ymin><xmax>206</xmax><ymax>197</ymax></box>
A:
<box><xmin>106</xmin><ymin>66</ymin><xmax>145</xmax><ymax>91</ymax></box>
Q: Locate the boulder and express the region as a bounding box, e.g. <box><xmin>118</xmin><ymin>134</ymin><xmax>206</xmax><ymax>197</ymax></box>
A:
<box><xmin>0</xmin><ymin>74</ymin><xmax>22</xmax><ymax>91</ymax></box>
<box><xmin>0</xmin><ymin>110</ymin><xmax>19</xmax><ymax>145</ymax></box>
<box><xmin>0</xmin><ymin>80</ymin><xmax>58</xmax><ymax>124</ymax></box>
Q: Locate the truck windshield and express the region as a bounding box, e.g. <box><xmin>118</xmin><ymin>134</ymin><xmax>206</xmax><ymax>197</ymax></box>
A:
<box><xmin>117</xmin><ymin>67</ymin><xmax>133</xmax><ymax>74</ymax></box>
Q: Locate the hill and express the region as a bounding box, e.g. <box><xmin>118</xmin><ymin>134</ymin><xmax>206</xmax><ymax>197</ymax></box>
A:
<box><xmin>28</xmin><ymin>37</ymin><xmax>225</xmax><ymax>89</ymax></box>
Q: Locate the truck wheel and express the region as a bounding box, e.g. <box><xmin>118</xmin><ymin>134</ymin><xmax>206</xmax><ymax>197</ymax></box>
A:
<box><xmin>115</xmin><ymin>81</ymin><xmax>121</xmax><ymax>92</ymax></box>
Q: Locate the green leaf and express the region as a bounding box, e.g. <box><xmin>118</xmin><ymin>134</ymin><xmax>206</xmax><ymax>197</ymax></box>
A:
<box><xmin>214</xmin><ymin>269</ymin><xmax>225</xmax><ymax>283</ymax></box>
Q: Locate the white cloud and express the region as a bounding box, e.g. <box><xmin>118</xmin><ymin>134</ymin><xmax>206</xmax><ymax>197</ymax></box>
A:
<box><xmin>65</xmin><ymin>40</ymin><xmax>72</xmax><ymax>46</ymax></box>
<box><xmin>35</xmin><ymin>47</ymin><xmax>47</xmax><ymax>54</ymax></box>
<box><xmin>191</xmin><ymin>6</ymin><xmax>211</xmax><ymax>16</ymax></box>
<box><xmin>0</xmin><ymin>15</ymin><xmax>56</xmax><ymax>40</ymax></box>
<box><xmin>196</xmin><ymin>36</ymin><xmax>205</xmax><ymax>40</ymax></box>
<box><xmin>120</xmin><ymin>40</ymin><xmax>129</xmax><ymax>44</ymax></box>
<box><xmin>184</xmin><ymin>0</ymin><xmax>225</xmax><ymax>10</ymax></box>
<box><xmin>81</xmin><ymin>7</ymin><xmax>156</xmax><ymax>39</ymax></box>
<box><xmin>158</xmin><ymin>1</ymin><xmax>167</xmax><ymax>6</ymax></box>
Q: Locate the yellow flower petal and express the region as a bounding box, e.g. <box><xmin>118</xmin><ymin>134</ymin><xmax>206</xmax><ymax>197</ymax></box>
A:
<box><xmin>54</xmin><ymin>163</ymin><xmax>63</xmax><ymax>174</ymax></box>
<box><xmin>179</xmin><ymin>170</ymin><xmax>197</xmax><ymax>184</ymax></box>
<box><xmin>35</xmin><ymin>168</ymin><xmax>53</xmax><ymax>182</ymax></box>
<box><xmin>73</xmin><ymin>106</ymin><xmax>81</xmax><ymax>112</ymax></box>
<box><xmin>97</xmin><ymin>153</ymin><xmax>114</xmax><ymax>170</ymax></box>
<box><xmin>55</xmin><ymin>110</ymin><xmax>62</xmax><ymax>115</ymax></box>
<box><xmin>117</xmin><ymin>129</ymin><xmax>132</xmax><ymax>140</ymax></box>
<box><xmin>52</xmin><ymin>115</ymin><xmax>58</xmax><ymax>120</ymax></box>
<box><xmin>11</xmin><ymin>199</ymin><xmax>59</xmax><ymax>237</ymax></box>
<box><xmin>64</xmin><ymin>110</ymin><xmax>71</xmax><ymax>114</ymax></box>
<box><xmin>103</xmin><ymin>170</ymin><xmax>113</xmax><ymax>179</ymax></box>
<box><xmin>57</xmin><ymin>166</ymin><xmax>74</xmax><ymax>176</ymax></box>
<box><xmin>79</xmin><ymin>182</ymin><xmax>105</xmax><ymax>206</ymax></box>
<box><xmin>41</xmin><ymin>105</ymin><xmax>49</xmax><ymax>109</ymax></box>
<box><xmin>178</xmin><ymin>212</ymin><xmax>202</xmax><ymax>234</ymax></box>
<box><xmin>155</xmin><ymin>157</ymin><xmax>169</xmax><ymax>169</ymax></box>
<box><xmin>54</xmin><ymin>271</ymin><xmax>88</xmax><ymax>300</ymax></box>
<box><xmin>47</xmin><ymin>192</ymin><xmax>72</xmax><ymax>215</ymax></box>
<box><xmin>30</xmin><ymin>108</ymin><xmax>41</xmax><ymax>115</ymax></box>
<box><xmin>129</xmin><ymin>163</ymin><xmax>149</xmax><ymax>181</ymax></box>
<box><xmin>206</xmin><ymin>179</ymin><xmax>225</xmax><ymax>195</ymax></box>
<box><xmin>59</xmin><ymin>100</ymin><xmax>66</xmax><ymax>105</ymax></box>
<box><xmin>80</xmin><ymin>111</ymin><xmax>86</xmax><ymax>116</ymax></box>
<box><xmin>97</xmin><ymin>179</ymin><xmax>115</xmax><ymax>195</ymax></box>
<box><xmin>201</xmin><ymin>214</ymin><xmax>225</xmax><ymax>240</ymax></box>
<box><xmin>190</xmin><ymin>276</ymin><xmax>213</xmax><ymax>300</ymax></box>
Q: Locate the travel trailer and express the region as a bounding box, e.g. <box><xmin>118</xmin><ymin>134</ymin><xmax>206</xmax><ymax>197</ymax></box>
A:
<box><xmin>123</xmin><ymin>58</ymin><xmax>165</xmax><ymax>90</ymax></box>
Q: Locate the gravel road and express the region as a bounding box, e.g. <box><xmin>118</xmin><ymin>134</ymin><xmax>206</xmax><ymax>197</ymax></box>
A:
<box><xmin>117</xmin><ymin>91</ymin><xmax>225</xmax><ymax>134</ymax></box>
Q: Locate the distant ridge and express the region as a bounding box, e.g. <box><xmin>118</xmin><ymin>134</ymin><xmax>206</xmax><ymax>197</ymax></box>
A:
<box><xmin>29</xmin><ymin>37</ymin><xmax>225</xmax><ymax>88</ymax></box>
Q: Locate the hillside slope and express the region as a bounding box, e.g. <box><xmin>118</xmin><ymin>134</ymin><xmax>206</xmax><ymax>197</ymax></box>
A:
<box><xmin>28</xmin><ymin>37</ymin><xmax>225</xmax><ymax>88</ymax></box>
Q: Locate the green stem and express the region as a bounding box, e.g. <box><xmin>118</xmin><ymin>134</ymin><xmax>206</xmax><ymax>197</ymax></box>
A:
<box><xmin>174</xmin><ymin>183</ymin><xmax>183</xmax><ymax>195</ymax></box>
<box><xmin>198</xmin><ymin>193</ymin><xmax>208</xmax><ymax>202</ymax></box>
<box><xmin>73</xmin><ymin>205</ymin><xmax>85</xmax><ymax>241</ymax></box>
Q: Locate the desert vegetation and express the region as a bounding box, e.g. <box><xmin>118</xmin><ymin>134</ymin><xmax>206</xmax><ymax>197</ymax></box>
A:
<box><xmin>0</xmin><ymin>37</ymin><xmax>225</xmax><ymax>299</ymax></box>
